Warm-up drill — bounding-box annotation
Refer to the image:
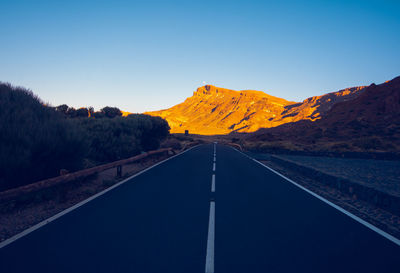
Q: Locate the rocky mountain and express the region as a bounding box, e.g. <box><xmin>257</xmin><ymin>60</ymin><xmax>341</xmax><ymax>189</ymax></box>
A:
<box><xmin>249</xmin><ymin>76</ymin><xmax>400</xmax><ymax>149</ymax></box>
<box><xmin>145</xmin><ymin>84</ymin><xmax>366</xmax><ymax>135</ymax></box>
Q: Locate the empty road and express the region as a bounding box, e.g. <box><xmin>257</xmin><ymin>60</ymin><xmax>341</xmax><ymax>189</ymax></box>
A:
<box><xmin>1</xmin><ymin>144</ymin><xmax>399</xmax><ymax>273</ymax></box>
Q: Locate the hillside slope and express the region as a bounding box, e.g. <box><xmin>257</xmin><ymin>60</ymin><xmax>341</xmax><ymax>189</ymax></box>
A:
<box><xmin>249</xmin><ymin>76</ymin><xmax>400</xmax><ymax>151</ymax></box>
<box><xmin>146</xmin><ymin>84</ymin><xmax>366</xmax><ymax>135</ymax></box>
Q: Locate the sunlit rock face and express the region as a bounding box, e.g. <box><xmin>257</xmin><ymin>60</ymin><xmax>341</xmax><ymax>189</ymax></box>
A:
<box><xmin>145</xmin><ymin>84</ymin><xmax>366</xmax><ymax>135</ymax></box>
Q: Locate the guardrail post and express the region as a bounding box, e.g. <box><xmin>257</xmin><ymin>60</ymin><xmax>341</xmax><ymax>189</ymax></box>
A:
<box><xmin>117</xmin><ymin>165</ymin><xmax>122</xmax><ymax>178</ymax></box>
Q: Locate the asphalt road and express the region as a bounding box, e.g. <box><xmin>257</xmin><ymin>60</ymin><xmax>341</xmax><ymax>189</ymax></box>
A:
<box><xmin>0</xmin><ymin>144</ymin><xmax>399</xmax><ymax>273</ymax></box>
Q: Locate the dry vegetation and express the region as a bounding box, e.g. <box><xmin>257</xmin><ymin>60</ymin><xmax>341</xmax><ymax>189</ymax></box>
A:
<box><xmin>0</xmin><ymin>83</ymin><xmax>170</xmax><ymax>192</ymax></box>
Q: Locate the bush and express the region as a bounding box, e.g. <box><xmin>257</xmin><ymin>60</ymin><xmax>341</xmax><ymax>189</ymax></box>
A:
<box><xmin>174</xmin><ymin>135</ymin><xmax>194</xmax><ymax>142</ymax></box>
<box><xmin>55</xmin><ymin>104</ymin><xmax>68</xmax><ymax>114</ymax></box>
<box><xmin>75</xmin><ymin>114</ymin><xmax>170</xmax><ymax>163</ymax></box>
<box><xmin>0</xmin><ymin>83</ymin><xmax>86</xmax><ymax>191</ymax></box>
<box><xmin>161</xmin><ymin>138</ymin><xmax>182</xmax><ymax>150</ymax></box>
<box><xmin>0</xmin><ymin>83</ymin><xmax>170</xmax><ymax>191</ymax></box>
<box><xmin>76</xmin><ymin>107</ymin><xmax>89</xmax><ymax>117</ymax></box>
<box><xmin>92</xmin><ymin>111</ymin><xmax>105</xmax><ymax>119</ymax></box>
<box><xmin>100</xmin><ymin>106</ymin><xmax>122</xmax><ymax>118</ymax></box>
<box><xmin>353</xmin><ymin>137</ymin><xmax>384</xmax><ymax>151</ymax></box>
<box><xmin>245</xmin><ymin>140</ymin><xmax>300</xmax><ymax>153</ymax></box>
<box><xmin>231</xmin><ymin>137</ymin><xmax>240</xmax><ymax>143</ymax></box>
<box><xmin>330</xmin><ymin>142</ymin><xmax>351</xmax><ymax>151</ymax></box>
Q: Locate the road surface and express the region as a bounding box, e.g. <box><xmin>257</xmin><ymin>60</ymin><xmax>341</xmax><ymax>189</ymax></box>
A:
<box><xmin>0</xmin><ymin>144</ymin><xmax>399</xmax><ymax>273</ymax></box>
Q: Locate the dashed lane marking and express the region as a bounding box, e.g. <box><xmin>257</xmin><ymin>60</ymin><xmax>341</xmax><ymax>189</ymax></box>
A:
<box><xmin>205</xmin><ymin>201</ymin><xmax>215</xmax><ymax>273</ymax></box>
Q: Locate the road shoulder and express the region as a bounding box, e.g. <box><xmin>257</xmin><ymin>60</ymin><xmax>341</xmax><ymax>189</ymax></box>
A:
<box><xmin>259</xmin><ymin>158</ymin><xmax>400</xmax><ymax>239</ymax></box>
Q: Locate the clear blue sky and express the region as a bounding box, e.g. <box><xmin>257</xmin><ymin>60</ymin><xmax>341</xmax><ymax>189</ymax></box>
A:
<box><xmin>1</xmin><ymin>0</ymin><xmax>399</xmax><ymax>112</ymax></box>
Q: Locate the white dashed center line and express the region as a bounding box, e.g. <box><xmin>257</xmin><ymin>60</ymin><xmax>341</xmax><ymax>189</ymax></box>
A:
<box><xmin>205</xmin><ymin>201</ymin><xmax>215</xmax><ymax>273</ymax></box>
<box><xmin>211</xmin><ymin>174</ymin><xmax>215</xmax><ymax>192</ymax></box>
<box><xmin>205</xmin><ymin>143</ymin><xmax>217</xmax><ymax>273</ymax></box>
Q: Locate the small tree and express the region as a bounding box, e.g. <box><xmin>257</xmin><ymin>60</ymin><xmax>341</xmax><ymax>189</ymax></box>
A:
<box><xmin>92</xmin><ymin>111</ymin><xmax>105</xmax><ymax>118</ymax></box>
<box><xmin>101</xmin><ymin>106</ymin><xmax>122</xmax><ymax>118</ymax></box>
<box><xmin>66</xmin><ymin>107</ymin><xmax>77</xmax><ymax>118</ymax></box>
<box><xmin>55</xmin><ymin>104</ymin><xmax>69</xmax><ymax>115</ymax></box>
<box><xmin>76</xmin><ymin>107</ymin><xmax>89</xmax><ymax>118</ymax></box>
<box><xmin>88</xmin><ymin>107</ymin><xmax>94</xmax><ymax>117</ymax></box>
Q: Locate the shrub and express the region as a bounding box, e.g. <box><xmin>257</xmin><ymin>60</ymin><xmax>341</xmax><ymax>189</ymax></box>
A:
<box><xmin>76</xmin><ymin>107</ymin><xmax>89</xmax><ymax>117</ymax></box>
<box><xmin>75</xmin><ymin>114</ymin><xmax>170</xmax><ymax>163</ymax></box>
<box><xmin>66</xmin><ymin>107</ymin><xmax>77</xmax><ymax>118</ymax></box>
<box><xmin>100</xmin><ymin>106</ymin><xmax>122</xmax><ymax>118</ymax></box>
<box><xmin>161</xmin><ymin>138</ymin><xmax>182</xmax><ymax>150</ymax></box>
<box><xmin>353</xmin><ymin>137</ymin><xmax>384</xmax><ymax>151</ymax></box>
<box><xmin>92</xmin><ymin>111</ymin><xmax>105</xmax><ymax>119</ymax></box>
<box><xmin>55</xmin><ymin>104</ymin><xmax>68</xmax><ymax>114</ymax></box>
<box><xmin>231</xmin><ymin>137</ymin><xmax>240</xmax><ymax>143</ymax></box>
<box><xmin>0</xmin><ymin>83</ymin><xmax>170</xmax><ymax>191</ymax></box>
<box><xmin>0</xmin><ymin>83</ymin><xmax>86</xmax><ymax>191</ymax></box>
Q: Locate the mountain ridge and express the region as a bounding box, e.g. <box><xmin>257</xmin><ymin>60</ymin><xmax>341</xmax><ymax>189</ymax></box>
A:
<box><xmin>145</xmin><ymin>83</ymin><xmax>367</xmax><ymax>135</ymax></box>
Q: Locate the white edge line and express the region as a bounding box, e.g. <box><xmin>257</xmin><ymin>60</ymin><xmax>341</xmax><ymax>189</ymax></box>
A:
<box><xmin>229</xmin><ymin>147</ymin><xmax>400</xmax><ymax>247</ymax></box>
<box><xmin>205</xmin><ymin>201</ymin><xmax>215</xmax><ymax>273</ymax></box>
<box><xmin>0</xmin><ymin>145</ymin><xmax>201</xmax><ymax>249</ymax></box>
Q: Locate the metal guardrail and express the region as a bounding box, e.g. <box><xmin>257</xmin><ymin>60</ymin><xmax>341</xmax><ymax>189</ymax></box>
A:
<box><xmin>0</xmin><ymin>148</ymin><xmax>173</xmax><ymax>203</ymax></box>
